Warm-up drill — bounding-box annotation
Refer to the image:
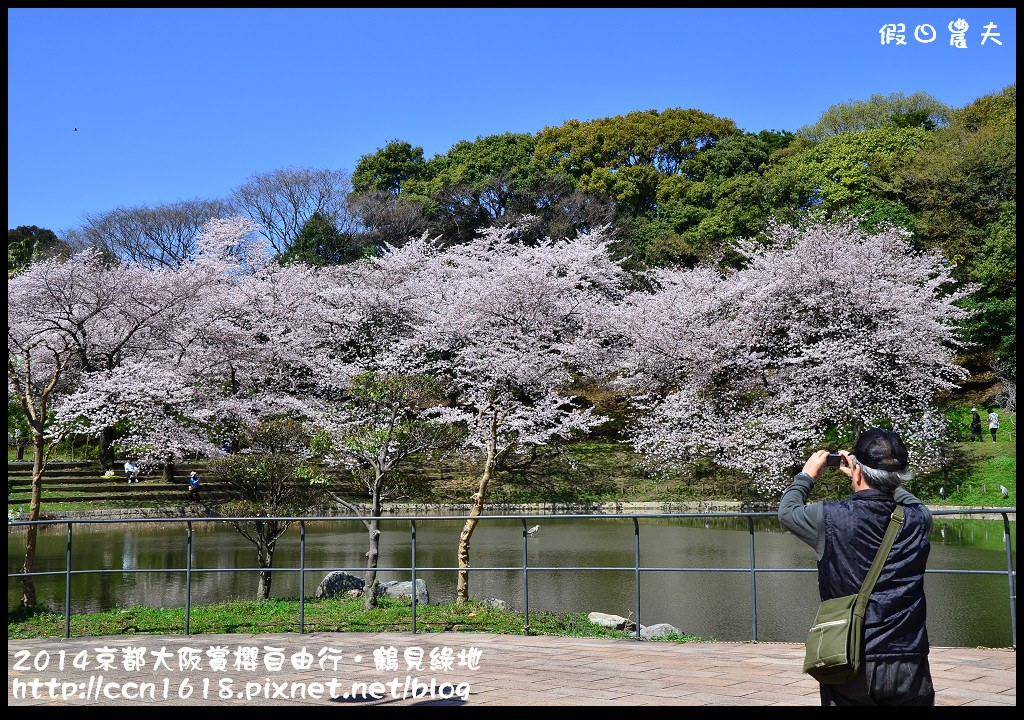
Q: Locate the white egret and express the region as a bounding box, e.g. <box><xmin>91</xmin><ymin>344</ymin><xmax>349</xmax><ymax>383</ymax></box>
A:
<box><xmin>526</xmin><ymin>525</ymin><xmax>540</xmax><ymax>537</ymax></box>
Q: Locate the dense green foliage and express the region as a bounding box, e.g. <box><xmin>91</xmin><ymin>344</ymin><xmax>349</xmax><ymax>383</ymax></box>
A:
<box><xmin>7</xmin><ymin>225</ymin><xmax>68</xmax><ymax>276</ymax></box>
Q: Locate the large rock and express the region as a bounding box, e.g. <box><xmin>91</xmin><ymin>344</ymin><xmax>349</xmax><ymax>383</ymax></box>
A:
<box><xmin>315</xmin><ymin>571</ymin><xmax>365</xmax><ymax>598</ymax></box>
<box><xmin>640</xmin><ymin>623</ymin><xmax>682</xmax><ymax>640</ymax></box>
<box><xmin>374</xmin><ymin>579</ymin><xmax>429</xmax><ymax>604</ymax></box>
<box><xmin>479</xmin><ymin>598</ymin><xmax>508</xmax><ymax>610</ymax></box>
<box><xmin>587</xmin><ymin>611</ymin><xmax>637</xmax><ymax>633</ymax></box>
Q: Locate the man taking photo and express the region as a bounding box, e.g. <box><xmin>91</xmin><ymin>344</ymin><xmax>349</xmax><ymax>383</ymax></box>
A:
<box><xmin>779</xmin><ymin>428</ymin><xmax>934</xmax><ymax>706</ymax></box>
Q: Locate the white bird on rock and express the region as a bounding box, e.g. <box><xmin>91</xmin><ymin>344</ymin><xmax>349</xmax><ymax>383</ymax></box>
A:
<box><xmin>526</xmin><ymin>525</ymin><xmax>540</xmax><ymax>537</ymax></box>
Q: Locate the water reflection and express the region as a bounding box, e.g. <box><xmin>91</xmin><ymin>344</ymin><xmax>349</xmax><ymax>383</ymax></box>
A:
<box><xmin>8</xmin><ymin>514</ymin><xmax>1015</xmax><ymax>648</ymax></box>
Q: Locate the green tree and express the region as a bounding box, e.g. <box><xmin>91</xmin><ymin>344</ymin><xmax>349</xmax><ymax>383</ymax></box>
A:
<box><xmin>8</xmin><ymin>225</ymin><xmax>68</xmax><ymax>276</ymax></box>
<box><xmin>279</xmin><ymin>211</ymin><xmax>362</xmax><ymax>265</ymax></box>
<box><xmin>890</xmin><ymin>108</ymin><xmax>939</xmax><ymax>131</ymax></box>
<box><xmin>798</xmin><ymin>91</ymin><xmax>950</xmax><ymax>141</ymax></box>
<box><xmin>683</xmin><ymin>130</ymin><xmax>792</xmax><ymax>182</ymax></box>
<box><xmin>636</xmin><ymin>131</ymin><xmax>791</xmax><ymax>266</ymax></box>
<box><xmin>766</xmin><ymin>126</ymin><xmax>929</xmax><ymax>218</ymax></box>
<box><xmin>961</xmin><ymin>202</ymin><xmax>1016</xmax><ymax>375</ymax></box>
<box><xmin>354</xmin><ymin>133</ymin><xmax>619</xmax><ymax>247</ymax></box>
<box><xmin>901</xmin><ymin>85</ymin><xmax>1016</xmax><ymax>268</ymax></box>
<box><xmin>848</xmin><ymin>198</ymin><xmax>916</xmax><ymax>235</ymax></box>
<box><xmin>7</xmin><ymin>402</ymin><xmax>31</xmax><ymax>461</ymax></box>
<box><xmin>352</xmin><ymin>140</ymin><xmax>427</xmax><ymax>194</ymax></box>
<box><xmin>535</xmin><ymin>108</ymin><xmax>740</xmax><ymax>216</ymax></box>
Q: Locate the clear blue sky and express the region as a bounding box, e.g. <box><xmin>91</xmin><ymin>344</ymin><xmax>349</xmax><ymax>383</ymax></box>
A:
<box><xmin>7</xmin><ymin>7</ymin><xmax>1016</xmax><ymax>234</ymax></box>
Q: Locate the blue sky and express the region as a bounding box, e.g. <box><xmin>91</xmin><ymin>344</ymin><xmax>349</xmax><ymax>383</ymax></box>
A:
<box><xmin>7</xmin><ymin>7</ymin><xmax>1017</xmax><ymax>234</ymax></box>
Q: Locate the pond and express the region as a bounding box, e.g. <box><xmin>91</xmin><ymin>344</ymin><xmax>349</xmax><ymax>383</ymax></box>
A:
<box><xmin>8</xmin><ymin>513</ymin><xmax>1016</xmax><ymax>648</ymax></box>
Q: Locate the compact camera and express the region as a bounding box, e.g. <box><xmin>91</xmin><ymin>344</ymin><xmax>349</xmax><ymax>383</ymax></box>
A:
<box><xmin>826</xmin><ymin>453</ymin><xmax>843</xmax><ymax>468</ymax></box>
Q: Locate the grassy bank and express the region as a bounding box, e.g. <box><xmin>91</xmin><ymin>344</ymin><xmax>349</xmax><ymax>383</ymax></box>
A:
<box><xmin>8</xmin><ymin>596</ymin><xmax>704</xmax><ymax>642</ymax></box>
<box><xmin>909</xmin><ymin>434</ymin><xmax>1017</xmax><ymax>507</ymax></box>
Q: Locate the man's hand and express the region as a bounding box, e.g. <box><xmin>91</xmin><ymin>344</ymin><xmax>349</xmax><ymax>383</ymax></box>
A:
<box><xmin>801</xmin><ymin>449</ymin><xmax>830</xmax><ymax>483</ymax></box>
<box><xmin>838</xmin><ymin>450</ymin><xmax>861</xmax><ymax>484</ymax></box>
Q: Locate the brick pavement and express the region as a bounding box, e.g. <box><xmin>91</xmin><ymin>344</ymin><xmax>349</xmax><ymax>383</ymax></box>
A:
<box><xmin>7</xmin><ymin>633</ymin><xmax>1015</xmax><ymax>706</ymax></box>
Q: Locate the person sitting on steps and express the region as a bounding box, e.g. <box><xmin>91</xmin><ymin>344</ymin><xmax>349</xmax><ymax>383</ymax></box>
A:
<box><xmin>188</xmin><ymin>471</ymin><xmax>201</xmax><ymax>502</ymax></box>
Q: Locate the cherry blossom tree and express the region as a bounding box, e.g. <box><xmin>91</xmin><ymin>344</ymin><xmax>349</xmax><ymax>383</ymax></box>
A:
<box><xmin>8</xmin><ymin>297</ymin><xmax>76</xmax><ymax>608</ymax></box>
<box><xmin>8</xmin><ymin>243</ymin><xmax>205</xmax><ymax>606</ymax></box>
<box><xmin>392</xmin><ymin>224</ymin><xmax>628</xmax><ymax>602</ymax></box>
<box><xmin>50</xmin><ymin>217</ymin><xmax>267</xmax><ymax>476</ymax></box>
<box><xmin>613</xmin><ymin>217</ymin><xmax>972</xmax><ymax>494</ymax></box>
<box><xmin>287</xmin><ymin>237</ymin><xmax>463</xmax><ymax>607</ymax></box>
<box><xmin>52</xmin><ymin>222</ymin><xmax>460</xmax><ymax>607</ymax></box>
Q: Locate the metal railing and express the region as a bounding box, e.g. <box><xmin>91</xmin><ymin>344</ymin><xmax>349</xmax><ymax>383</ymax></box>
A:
<box><xmin>8</xmin><ymin>508</ymin><xmax>1016</xmax><ymax>647</ymax></box>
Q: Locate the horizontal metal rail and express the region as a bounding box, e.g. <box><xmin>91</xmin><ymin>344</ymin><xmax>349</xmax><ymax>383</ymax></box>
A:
<box><xmin>8</xmin><ymin>509</ymin><xmax>1016</xmax><ymax>647</ymax></box>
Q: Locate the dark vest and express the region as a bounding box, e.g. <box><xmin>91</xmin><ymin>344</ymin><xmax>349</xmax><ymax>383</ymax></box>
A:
<box><xmin>819</xmin><ymin>490</ymin><xmax>930</xmax><ymax>659</ymax></box>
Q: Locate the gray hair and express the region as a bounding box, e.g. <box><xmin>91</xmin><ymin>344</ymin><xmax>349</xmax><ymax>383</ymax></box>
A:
<box><xmin>858</xmin><ymin>461</ymin><xmax>912</xmax><ymax>493</ymax></box>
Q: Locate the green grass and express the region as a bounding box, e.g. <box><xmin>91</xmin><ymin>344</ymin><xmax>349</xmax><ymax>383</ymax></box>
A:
<box><xmin>911</xmin><ymin>432</ymin><xmax>1016</xmax><ymax>507</ymax></box>
<box><xmin>7</xmin><ymin>596</ymin><xmax>705</xmax><ymax>643</ymax></box>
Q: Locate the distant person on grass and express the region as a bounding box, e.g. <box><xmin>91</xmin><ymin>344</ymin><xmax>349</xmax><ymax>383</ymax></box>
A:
<box><xmin>124</xmin><ymin>459</ymin><xmax>140</xmax><ymax>484</ymax></box>
<box><xmin>970</xmin><ymin>409</ymin><xmax>983</xmax><ymax>443</ymax></box>
<box><xmin>188</xmin><ymin>471</ymin><xmax>201</xmax><ymax>502</ymax></box>
<box><xmin>987</xmin><ymin>409</ymin><xmax>999</xmax><ymax>442</ymax></box>
<box><xmin>779</xmin><ymin>428</ymin><xmax>933</xmax><ymax>706</ymax></box>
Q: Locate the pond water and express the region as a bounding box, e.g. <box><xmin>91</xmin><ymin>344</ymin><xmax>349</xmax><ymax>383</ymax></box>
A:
<box><xmin>8</xmin><ymin>514</ymin><xmax>1016</xmax><ymax>647</ymax></box>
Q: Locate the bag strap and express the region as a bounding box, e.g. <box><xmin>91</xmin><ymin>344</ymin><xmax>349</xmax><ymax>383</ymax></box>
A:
<box><xmin>854</xmin><ymin>505</ymin><xmax>905</xmax><ymax>616</ymax></box>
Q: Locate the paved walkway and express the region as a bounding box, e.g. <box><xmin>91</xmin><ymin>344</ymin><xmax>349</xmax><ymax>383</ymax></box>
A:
<box><xmin>7</xmin><ymin>633</ymin><xmax>1015</xmax><ymax>706</ymax></box>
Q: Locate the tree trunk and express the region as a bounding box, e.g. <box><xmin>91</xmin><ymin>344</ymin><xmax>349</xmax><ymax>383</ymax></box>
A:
<box><xmin>99</xmin><ymin>426</ymin><xmax>116</xmax><ymax>470</ymax></box>
<box><xmin>20</xmin><ymin>432</ymin><xmax>45</xmax><ymax>607</ymax></box>
<box><xmin>257</xmin><ymin>540</ymin><xmax>275</xmax><ymax>600</ymax></box>
<box><xmin>364</xmin><ymin>491</ymin><xmax>383</xmax><ymax>610</ymax></box>
<box><xmin>162</xmin><ymin>457</ymin><xmax>176</xmax><ymax>483</ymax></box>
<box><xmin>457</xmin><ymin>412</ymin><xmax>498</xmax><ymax>603</ymax></box>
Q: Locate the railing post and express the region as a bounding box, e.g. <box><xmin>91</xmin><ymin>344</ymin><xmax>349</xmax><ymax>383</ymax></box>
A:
<box><xmin>185</xmin><ymin>521</ymin><xmax>193</xmax><ymax>636</ymax></box>
<box><xmin>64</xmin><ymin>523</ymin><xmax>73</xmax><ymax>639</ymax></box>
<box><xmin>411</xmin><ymin>519</ymin><xmax>417</xmax><ymax>635</ymax></box>
<box><xmin>1000</xmin><ymin>512</ymin><xmax>1016</xmax><ymax>649</ymax></box>
<box><xmin>522</xmin><ymin>518</ymin><xmax>530</xmax><ymax>636</ymax></box>
<box><xmin>299</xmin><ymin>521</ymin><xmax>306</xmax><ymax>635</ymax></box>
<box><xmin>633</xmin><ymin>517</ymin><xmax>641</xmax><ymax>639</ymax></box>
<box><xmin>748</xmin><ymin>515</ymin><xmax>758</xmax><ymax>642</ymax></box>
